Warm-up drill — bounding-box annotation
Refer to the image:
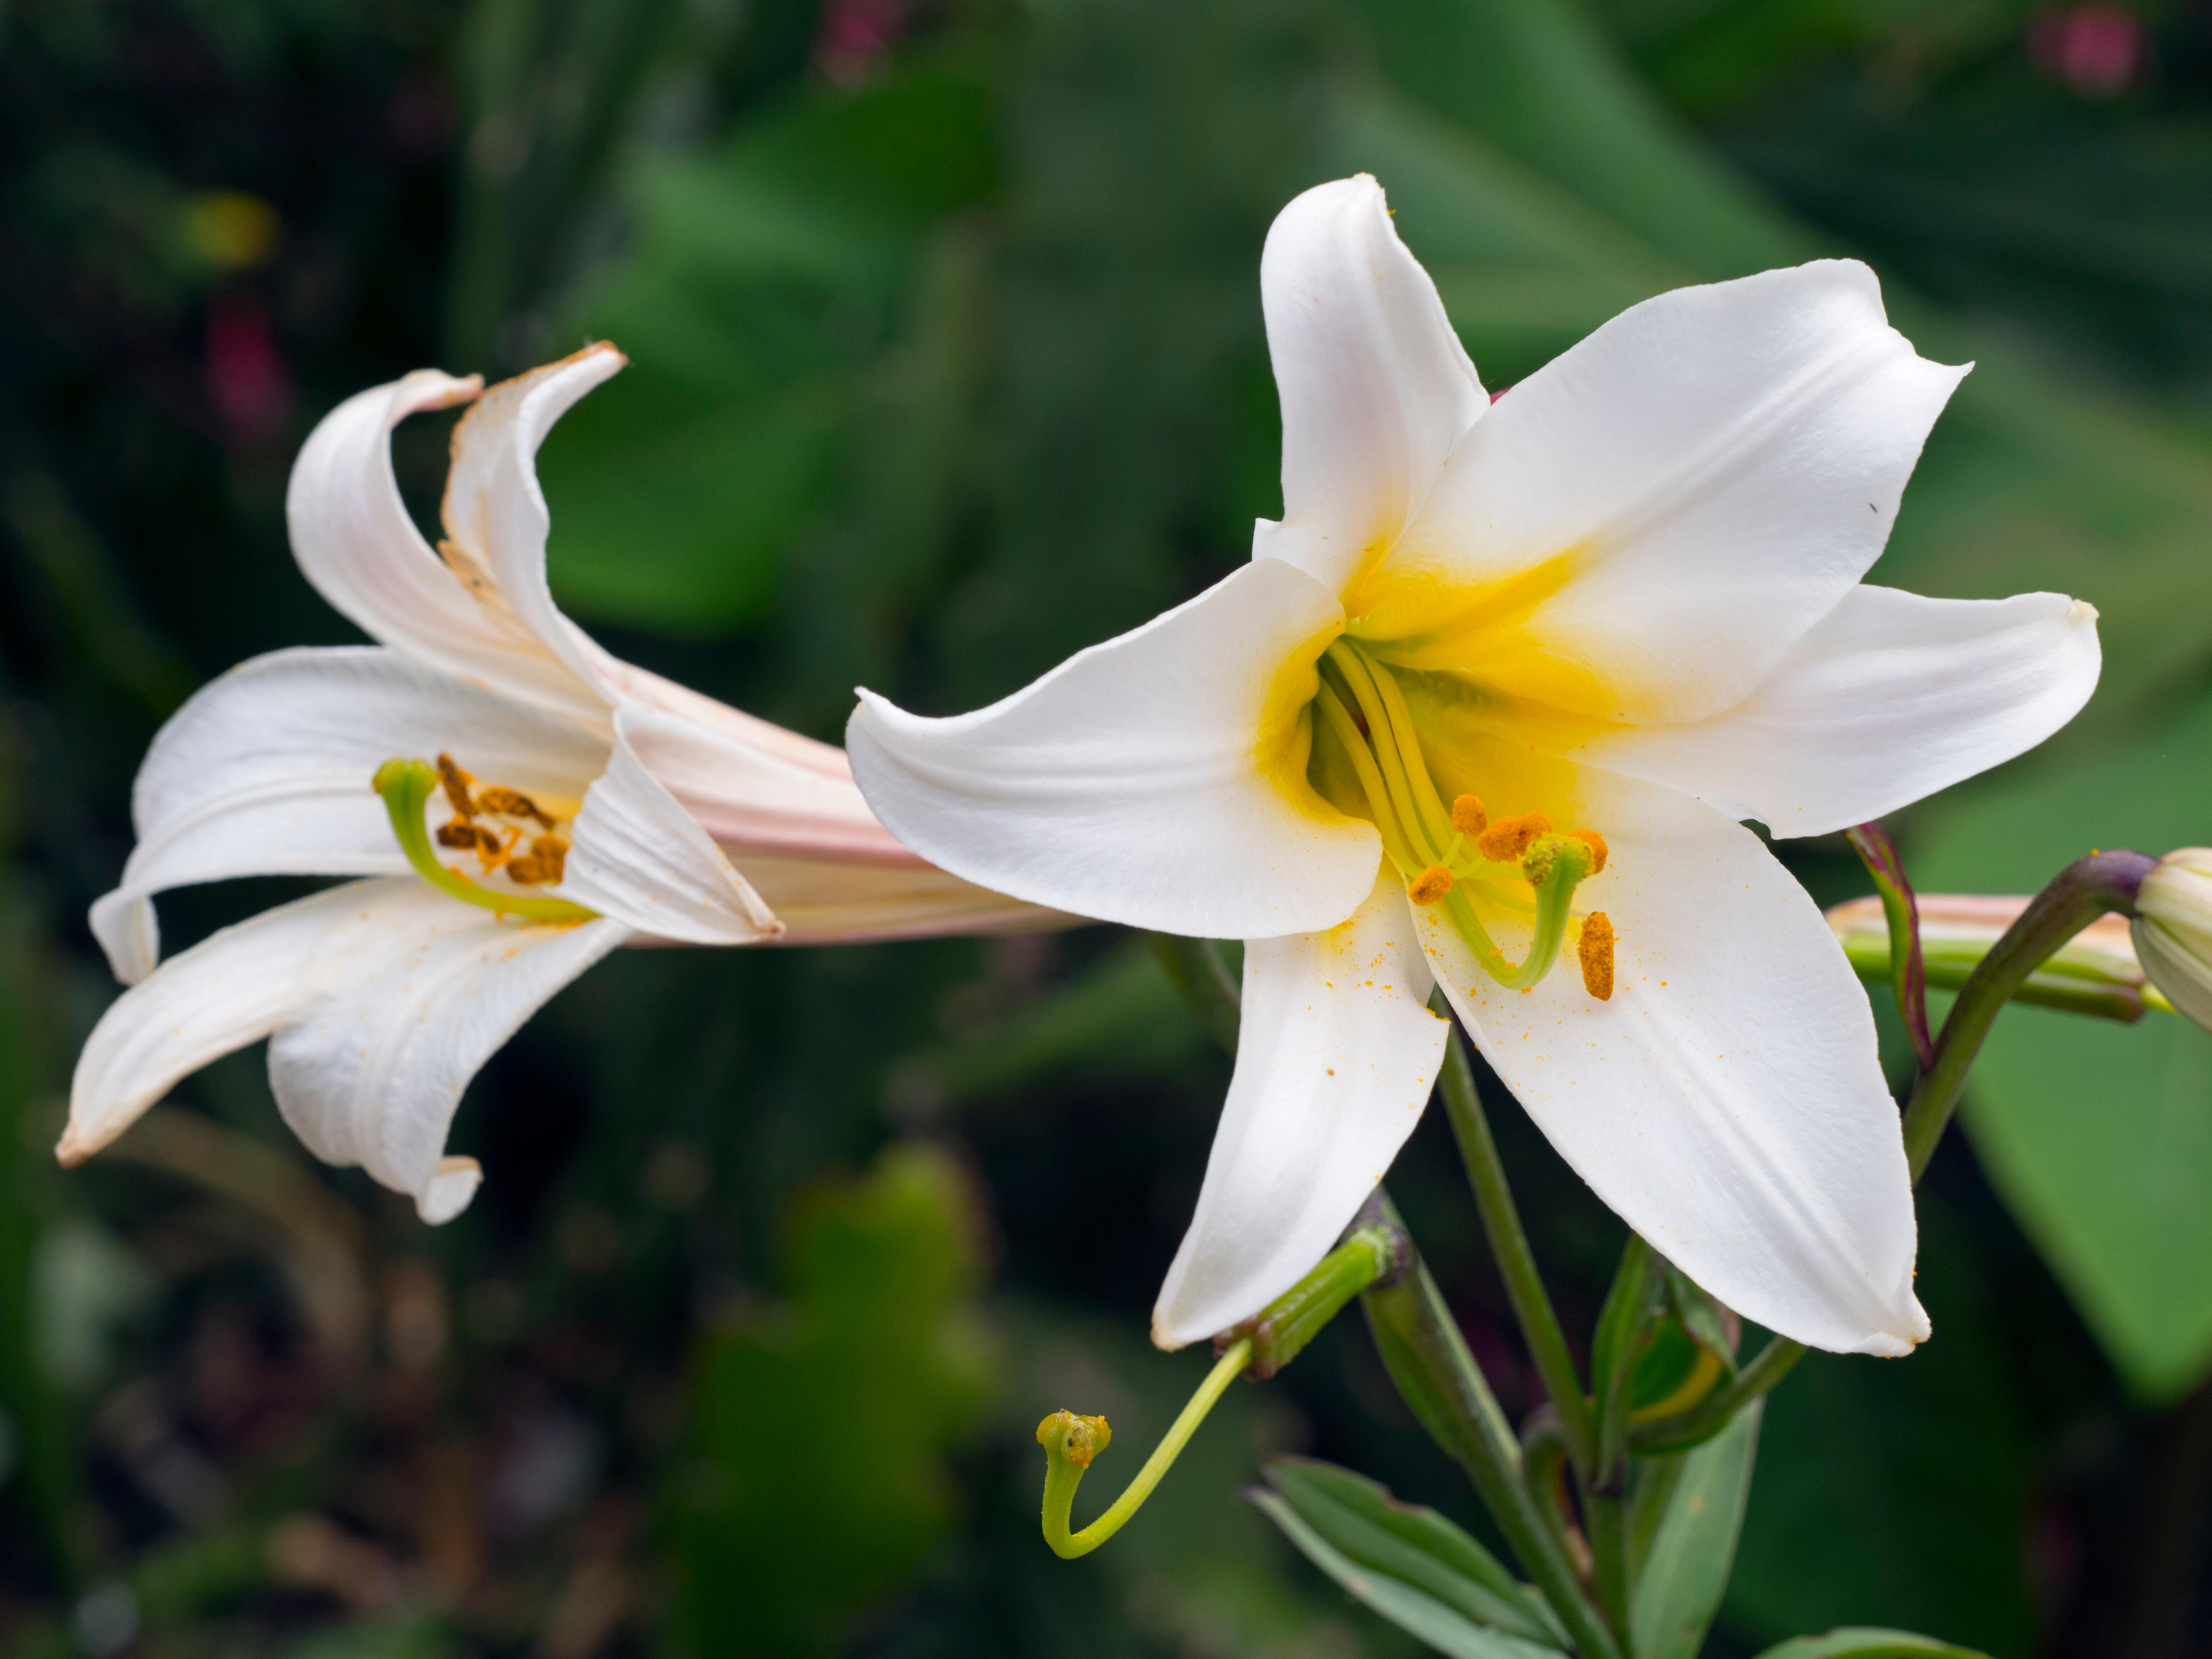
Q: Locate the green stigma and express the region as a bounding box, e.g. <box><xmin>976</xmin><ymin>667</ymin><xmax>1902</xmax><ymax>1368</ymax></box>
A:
<box><xmin>373</xmin><ymin>757</ymin><xmax>598</xmax><ymax>925</ymax></box>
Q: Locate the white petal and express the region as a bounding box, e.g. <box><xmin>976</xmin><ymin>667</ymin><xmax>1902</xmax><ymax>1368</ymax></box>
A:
<box><xmin>847</xmin><ymin>558</ymin><xmax>1379</xmax><ymax>939</ymax></box>
<box><xmin>438</xmin><ymin>345</ymin><xmax>635</xmax><ymax>702</ymax></box>
<box><xmin>62</xmin><ymin>882</ymin><xmax>387</xmax><ymax>1166</ymax></box>
<box><xmin>617</xmin><ymin>693</ymin><xmax>917</xmax><ymax>863</ymax></box>
<box><xmin>1372</xmin><ymin>261</ymin><xmax>1968</xmax><ymax>725</ymax></box>
<box><xmin>557</xmin><ymin>709</ymin><xmax>782</xmax><ymax>944</ymax></box>
<box><xmin>1152</xmin><ymin>868</ymin><xmax>1447</xmax><ymax>1349</ymax></box>
<box><xmin>1414</xmin><ymin>770</ymin><xmax>1927</xmax><ymax>1357</ymax></box>
<box><xmin>285</xmin><ymin>369</ymin><xmax>605</xmax><ymax>725</ymax></box>
<box><xmin>1252</xmin><ymin>175</ymin><xmax>1487</xmax><ymax>593</ymax></box>
<box><xmin>736</xmin><ymin>854</ymin><xmax>1075</xmax><ymax>945</ymax></box>
<box><xmin>1572</xmin><ymin>587</ymin><xmax>2102</xmax><ymax>836</ymax></box>
<box><xmin>266</xmin><ymin>883</ymin><xmax>629</xmax><ymax>1221</ymax></box>
<box><xmin>90</xmin><ymin>647</ymin><xmax>610</xmax><ymax>984</ymax></box>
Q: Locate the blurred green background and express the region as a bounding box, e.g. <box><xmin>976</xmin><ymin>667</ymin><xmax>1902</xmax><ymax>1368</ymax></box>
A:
<box><xmin>4</xmin><ymin>0</ymin><xmax>2212</xmax><ymax>1653</ymax></box>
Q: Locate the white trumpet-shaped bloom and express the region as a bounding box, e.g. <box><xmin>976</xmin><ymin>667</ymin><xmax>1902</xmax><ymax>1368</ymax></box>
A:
<box><xmin>848</xmin><ymin>176</ymin><xmax>2103</xmax><ymax>1358</ymax></box>
<box><xmin>67</xmin><ymin>345</ymin><xmax>1051</xmax><ymax>1221</ymax></box>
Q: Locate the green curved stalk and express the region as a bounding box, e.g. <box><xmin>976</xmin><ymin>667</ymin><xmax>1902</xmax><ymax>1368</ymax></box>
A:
<box><xmin>1845</xmin><ymin>823</ymin><xmax>1933</xmax><ymax>1071</ymax></box>
<box><xmin>1038</xmin><ymin>1339</ymin><xmax>1252</xmax><ymax>1559</ymax></box>
<box><xmin>1361</xmin><ymin>1227</ymin><xmax>1623</xmax><ymax>1659</ymax></box>
<box><xmin>1432</xmin><ymin>995</ymin><xmax>1598</xmax><ymax>1476</ymax></box>
<box><xmin>1900</xmin><ymin>849</ymin><xmax>2155</xmax><ymax>1180</ymax></box>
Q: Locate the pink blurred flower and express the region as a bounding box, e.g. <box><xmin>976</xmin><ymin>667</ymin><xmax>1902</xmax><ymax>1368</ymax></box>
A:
<box><xmin>815</xmin><ymin>0</ymin><xmax>909</xmax><ymax>87</ymax></box>
<box><xmin>2030</xmin><ymin>5</ymin><xmax>2142</xmax><ymax>98</ymax></box>
<box><xmin>205</xmin><ymin>291</ymin><xmax>292</xmax><ymax>446</ymax></box>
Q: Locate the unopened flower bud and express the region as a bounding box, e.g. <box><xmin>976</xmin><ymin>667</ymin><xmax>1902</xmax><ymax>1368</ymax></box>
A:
<box><xmin>2133</xmin><ymin>849</ymin><xmax>2212</xmax><ymax>1029</ymax></box>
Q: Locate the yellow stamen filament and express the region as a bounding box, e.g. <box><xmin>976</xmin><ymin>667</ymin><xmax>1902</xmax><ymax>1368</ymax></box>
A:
<box><xmin>1407</xmin><ymin>866</ymin><xmax>1454</xmax><ymax>905</ymax></box>
<box><xmin>1578</xmin><ymin>912</ymin><xmax>1615</xmax><ymax>1001</ymax></box>
<box><xmin>1322</xmin><ymin>647</ymin><xmax>1441</xmax><ymax>867</ymax></box>
<box><xmin>1308</xmin><ymin>641</ymin><xmax>1612</xmax><ymax>998</ymax></box>
<box><xmin>1478</xmin><ymin>811</ymin><xmax>1553</xmax><ymax>863</ymax></box>
<box><xmin>1314</xmin><ymin>684</ymin><xmax>1422</xmax><ymax>876</ymax></box>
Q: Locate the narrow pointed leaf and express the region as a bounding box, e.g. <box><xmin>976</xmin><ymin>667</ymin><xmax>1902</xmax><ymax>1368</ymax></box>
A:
<box><xmin>1629</xmin><ymin>1400</ymin><xmax>1762</xmax><ymax>1659</ymax></box>
<box><xmin>1750</xmin><ymin>1631</ymin><xmax>1989</xmax><ymax>1659</ymax></box>
<box><xmin>1261</xmin><ymin>1457</ymin><xmax>1566</xmax><ymax>1646</ymax></box>
<box><xmin>1662</xmin><ymin>1263</ymin><xmax>1740</xmax><ymax>1367</ymax></box>
<box><xmin>1249</xmin><ymin>1488</ymin><xmax>1565</xmax><ymax>1658</ymax></box>
<box><xmin>1590</xmin><ymin>1235</ymin><xmax>1658</xmax><ymax>1471</ymax></box>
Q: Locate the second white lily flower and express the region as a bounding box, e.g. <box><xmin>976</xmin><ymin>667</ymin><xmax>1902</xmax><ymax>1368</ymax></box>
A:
<box><xmin>848</xmin><ymin>175</ymin><xmax>2103</xmax><ymax>1358</ymax></box>
<box><xmin>67</xmin><ymin>346</ymin><xmax>1054</xmax><ymax>1221</ymax></box>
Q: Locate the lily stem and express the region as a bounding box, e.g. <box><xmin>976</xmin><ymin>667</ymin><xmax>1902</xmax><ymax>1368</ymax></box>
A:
<box><xmin>1900</xmin><ymin>848</ymin><xmax>2155</xmax><ymax>1181</ymax></box>
<box><xmin>1147</xmin><ymin>934</ymin><xmax>1241</xmax><ymax>1057</ymax></box>
<box><xmin>1846</xmin><ymin>822</ymin><xmax>1933</xmax><ymax>1071</ymax></box>
<box><xmin>1361</xmin><ymin>1211</ymin><xmax>1624</xmax><ymax>1659</ymax></box>
<box><xmin>1431</xmin><ymin>991</ymin><xmax>1599</xmax><ymax>1478</ymax></box>
<box><xmin>1632</xmin><ymin>847</ymin><xmax>2157</xmax><ymax>1453</ymax></box>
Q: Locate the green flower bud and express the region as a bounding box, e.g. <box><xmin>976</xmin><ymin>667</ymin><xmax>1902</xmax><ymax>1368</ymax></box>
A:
<box><xmin>2133</xmin><ymin>849</ymin><xmax>2212</xmax><ymax>1029</ymax></box>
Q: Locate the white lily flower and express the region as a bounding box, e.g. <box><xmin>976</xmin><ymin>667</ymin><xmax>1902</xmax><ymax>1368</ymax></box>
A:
<box><xmin>66</xmin><ymin>345</ymin><xmax>1051</xmax><ymax>1222</ymax></box>
<box><xmin>848</xmin><ymin>176</ymin><xmax>2103</xmax><ymax>1358</ymax></box>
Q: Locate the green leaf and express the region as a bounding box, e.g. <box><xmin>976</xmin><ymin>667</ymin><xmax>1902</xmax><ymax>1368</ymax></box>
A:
<box><xmin>1748</xmin><ymin>1630</ymin><xmax>1990</xmax><ymax>1659</ymax></box>
<box><xmin>1249</xmin><ymin>1483</ymin><xmax>1565</xmax><ymax>1658</ymax></box>
<box><xmin>1589</xmin><ymin>1234</ymin><xmax>1658</xmax><ymax>1470</ymax></box>
<box><xmin>1914</xmin><ymin>691</ymin><xmax>2212</xmax><ymax>1400</ymax></box>
<box><xmin>542</xmin><ymin>63</ymin><xmax>1000</xmax><ymax>635</ymax></box>
<box><xmin>1629</xmin><ymin>1399</ymin><xmax>1760</xmax><ymax>1659</ymax></box>
<box><xmin>1258</xmin><ymin>1457</ymin><xmax>1567</xmax><ymax>1647</ymax></box>
<box><xmin>890</xmin><ymin>940</ymin><xmax>1210</xmax><ymax>1109</ymax></box>
<box><xmin>665</xmin><ymin>1144</ymin><xmax>998</xmax><ymax>1657</ymax></box>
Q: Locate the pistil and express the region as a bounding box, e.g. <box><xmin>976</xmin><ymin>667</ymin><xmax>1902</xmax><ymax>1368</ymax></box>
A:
<box><xmin>373</xmin><ymin>757</ymin><xmax>597</xmax><ymax>924</ymax></box>
<box><xmin>1313</xmin><ymin>643</ymin><xmax>1610</xmax><ymax>998</ymax></box>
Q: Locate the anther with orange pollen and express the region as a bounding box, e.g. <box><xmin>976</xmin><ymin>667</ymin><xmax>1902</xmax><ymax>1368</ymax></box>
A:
<box><xmin>1476</xmin><ymin>810</ymin><xmax>1551</xmax><ymax>863</ymax></box>
<box><xmin>371</xmin><ymin>756</ymin><xmax>597</xmax><ymax>925</ymax></box>
<box><xmin>1310</xmin><ymin>637</ymin><xmax>1616</xmax><ymax>999</ymax></box>
<box><xmin>1578</xmin><ymin>911</ymin><xmax>1615</xmax><ymax>1001</ymax></box>
<box><xmin>1407</xmin><ymin>866</ymin><xmax>1454</xmax><ymax>905</ymax></box>
<box><xmin>427</xmin><ymin>751</ymin><xmax>572</xmax><ymax>886</ymax></box>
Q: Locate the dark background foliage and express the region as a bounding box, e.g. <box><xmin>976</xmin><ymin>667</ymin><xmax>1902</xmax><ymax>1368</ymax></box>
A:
<box><xmin>4</xmin><ymin>0</ymin><xmax>2212</xmax><ymax>1654</ymax></box>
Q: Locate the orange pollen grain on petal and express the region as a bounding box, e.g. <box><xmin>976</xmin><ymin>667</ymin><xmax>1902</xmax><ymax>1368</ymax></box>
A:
<box><xmin>1570</xmin><ymin>829</ymin><xmax>1609</xmax><ymax>875</ymax></box>
<box><xmin>1406</xmin><ymin>866</ymin><xmax>1454</xmax><ymax>905</ymax></box>
<box><xmin>1477</xmin><ymin>812</ymin><xmax>1552</xmax><ymax>862</ymax></box>
<box><xmin>1451</xmin><ymin>795</ymin><xmax>1487</xmax><ymax>835</ymax></box>
<box><xmin>1578</xmin><ymin>912</ymin><xmax>1615</xmax><ymax>1002</ymax></box>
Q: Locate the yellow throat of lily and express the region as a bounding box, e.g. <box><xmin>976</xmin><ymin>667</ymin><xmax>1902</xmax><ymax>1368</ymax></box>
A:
<box><xmin>1305</xmin><ymin>638</ymin><xmax>1613</xmax><ymax>1000</ymax></box>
